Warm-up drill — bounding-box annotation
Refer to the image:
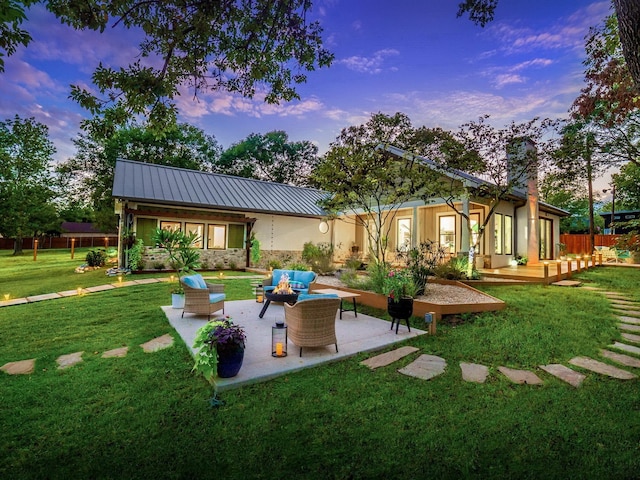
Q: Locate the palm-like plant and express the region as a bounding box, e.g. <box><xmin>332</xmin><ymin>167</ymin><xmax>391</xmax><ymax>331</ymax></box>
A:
<box><xmin>151</xmin><ymin>228</ymin><xmax>201</xmax><ymax>293</ymax></box>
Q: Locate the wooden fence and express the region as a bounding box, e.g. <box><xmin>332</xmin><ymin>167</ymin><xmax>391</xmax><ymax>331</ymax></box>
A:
<box><xmin>0</xmin><ymin>236</ymin><xmax>117</xmax><ymax>250</ymax></box>
<box><xmin>560</xmin><ymin>234</ymin><xmax>620</xmax><ymax>255</ymax></box>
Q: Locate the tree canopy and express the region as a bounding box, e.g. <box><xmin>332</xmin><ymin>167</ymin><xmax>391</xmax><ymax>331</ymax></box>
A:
<box><xmin>58</xmin><ymin>120</ymin><xmax>222</xmax><ymax>228</ymax></box>
<box><xmin>214</xmin><ymin>131</ymin><xmax>319</xmax><ymax>187</ymax></box>
<box><xmin>0</xmin><ymin>114</ymin><xmax>57</xmax><ymax>254</ymax></box>
<box><xmin>1</xmin><ymin>0</ymin><xmax>333</xmax><ymax>131</ymax></box>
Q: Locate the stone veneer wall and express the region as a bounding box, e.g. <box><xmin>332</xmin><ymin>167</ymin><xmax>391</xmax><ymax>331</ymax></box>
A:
<box><xmin>142</xmin><ymin>248</ymin><xmax>246</xmax><ymax>270</ymax></box>
<box><xmin>258</xmin><ymin>250</ymin><xmax>304</xmax><ymax>268</ymax></box>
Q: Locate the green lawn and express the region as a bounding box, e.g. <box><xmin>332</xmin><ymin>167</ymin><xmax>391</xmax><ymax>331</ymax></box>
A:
<box><xmin>1</xmin><ymin>256</ymin><xmax>639</xmax><ymax>479</ymax></box>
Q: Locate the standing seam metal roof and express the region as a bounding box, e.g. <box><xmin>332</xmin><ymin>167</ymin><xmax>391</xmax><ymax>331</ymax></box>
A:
<box><xmin>112</xmin><ymin>159</ymin><xmax>328</xmax><ymax>217</ymax></box>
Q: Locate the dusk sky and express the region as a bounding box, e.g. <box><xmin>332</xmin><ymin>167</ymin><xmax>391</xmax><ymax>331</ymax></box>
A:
<box><xmin>0</xmin><ymin>1</ymin><xmax>613</xmax><ymax>186</ymax></box>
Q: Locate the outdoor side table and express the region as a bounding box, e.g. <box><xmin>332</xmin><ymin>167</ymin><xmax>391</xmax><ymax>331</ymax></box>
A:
<box><xmin>312</xmin><ymin>288</ymin><xmax>361</xmax><ymax>319</ymax></box>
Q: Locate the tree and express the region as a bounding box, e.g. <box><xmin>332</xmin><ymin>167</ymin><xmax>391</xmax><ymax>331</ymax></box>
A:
<box><xmin>311</xmin><ymin>112</ymin><xmax>441</xmax><ymax>266</ymax></box>
<box><xmin>58</xmin><ymin>120</ymin><xmax>222</xmax><ymax>228</ymax></box>
<box><xmin>540</xmin><ymin>173</ymin><xmax>592</xmax><ymax>234</ymax></box>
<box><xmin>612</xmin><ymin>162</ymin><xmax>640</xmax><ymax>209</ymax></box>
<box><xmin>458</xmin><ymin>0</ymin><xmax>640</xmax><ymax>90</ymax></box>
<box><xmin>426</xmin><ymin>116</ymin><xmax>554</xmax><ymax>277</ymax></box>
<box><xmin>1</xmin><ymin>1</ymin><xmax>333</xmax><ymax>132</ymax></box>
<box><xmin>0</xmin><ymin>115</ymin><xmax>57</xmax><ymax>255</ymax></box>
<box><xmin>215</xmin><ymin>131</ymin><xmax>319</xmax><ymax>186</ymax></box>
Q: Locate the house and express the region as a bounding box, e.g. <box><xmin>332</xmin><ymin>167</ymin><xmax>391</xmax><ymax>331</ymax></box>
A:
<box><xmin>112</xmin><ymin>140</ymin><xmax>569</xmax><ymax>270</ymax></box>
<box><xmin>111</xmin><ymin>159</ymin><xmax>332</xmax><ymax>269</ymax></box>
<box><xmin>331</xmin><ymin>142</ymin><xmax>569</xmax><ymax>269</ymax></box>
<box><xmin>599</xmin><ymin>210</ymin><xmax>640</xmax><ymax>234</ymax></box>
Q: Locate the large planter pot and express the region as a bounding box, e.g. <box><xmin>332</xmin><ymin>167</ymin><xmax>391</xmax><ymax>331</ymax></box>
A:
<box><xmin>217</xmin><ymin>345</ymin><xmax>245</xmax><ymax>378</ymax></box>
<box><xmin>171</xmin><ymin>293</ymin><xmax>185</xmax><ymax>309</ymax></box>
<box><xmin>387</xmin><ymin>296</ymin><xmax>414</xmax><ymax>319</ymax></box>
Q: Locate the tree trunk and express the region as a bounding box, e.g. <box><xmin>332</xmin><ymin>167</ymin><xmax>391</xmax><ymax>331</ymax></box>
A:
<box><xmin>614</xmin><ymin>0</ymin><xmax>640</xmax><ymax>89</ymax></box>
<box><xmin>13</xmin><ymin>236</ymin><xmax>24</xmax><ymax>256</ymax></box>
<box><xmin>586</xmin><ymin>151</ymin><xmax>595</xmax><ymax>256</ymax></box>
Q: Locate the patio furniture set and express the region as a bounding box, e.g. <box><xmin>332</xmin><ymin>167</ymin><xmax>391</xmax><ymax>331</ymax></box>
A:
<box><xmin>179</xmin><ymin>271</ymin><xmax>362</xmax><ymax>357</ymax></box>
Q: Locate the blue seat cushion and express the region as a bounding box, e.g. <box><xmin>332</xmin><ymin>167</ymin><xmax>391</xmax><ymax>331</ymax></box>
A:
<box><xmin>183</xmin><ymin>274</ymin><xmax>207</xmax><ymax>289</ymax></box>
<box><xmin>297</xmin><ymin>293</ymin><xmax>339</xmax><ymax>302</ymax></box>
<box><xmin>209</xmin><ymin>293</ymin><xmax>225</xmax><ymax>304</ymax></box>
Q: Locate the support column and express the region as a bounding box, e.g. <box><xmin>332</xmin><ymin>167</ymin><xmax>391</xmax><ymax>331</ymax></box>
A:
<box><xmin>460</xmin><ymin>195</ymin><xmax>470</xmax><ymax>254</ymax></box>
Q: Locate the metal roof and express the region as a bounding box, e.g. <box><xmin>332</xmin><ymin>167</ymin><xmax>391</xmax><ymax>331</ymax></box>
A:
<box><xmin>112</xmin><ymin>159</ymin><xmax>328</xmax><ymax>217</ymax></box>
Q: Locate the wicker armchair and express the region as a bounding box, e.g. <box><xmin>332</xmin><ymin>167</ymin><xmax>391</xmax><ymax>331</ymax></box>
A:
<box><xmin>180</xmin><ymin>276</ymin><xmax>225</xmax><ymax>320</ymax></box>
<box><xmin>284</xmin><ymin>296</ymin><xmax>341</xmax><ymax>357</ymax></box>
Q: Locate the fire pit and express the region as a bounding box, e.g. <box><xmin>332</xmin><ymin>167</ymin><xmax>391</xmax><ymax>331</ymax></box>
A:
<box><xmin>258</xmin><ymin>273</ymin><xmax>300</xmax><ymax>318</ymax></box>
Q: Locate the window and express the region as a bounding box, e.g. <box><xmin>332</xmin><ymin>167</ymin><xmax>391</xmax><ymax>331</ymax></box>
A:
<box><xmin>207</xmin><ymin>224</ymin><xmax>226</xmax><ymax>249</ymax></box>
<box><xmin>495</xmin><ymin>214</ymin><xmax>503</xmax><ymax>254</ymax></box>
<box><xmin>504</xmin><ymin>215</ymin><xmax>513</xmax><ymax>255</ymax></box>
<box><xmin>160</xmin><ymin>221</ymin><xmax>181</xmax><ymax>232</ymax></box>
<box><xmin>397</xmin><ymin>218</ymin><xmax>411</xmax><ymax>251</ymax></box>
<box><xmin>439</xmin><ymin>216</ymin><xmax>456</xmax><ymax>254</ymax></box>
<box><xmin>185</xmin><ymin>223</ymin><xmax>204</xmax><ymax>249</ymax></box>
<box><xmin>228</xmin><ymin>224</ymin><xmax>245</xmax><ymax>249</ymax></box>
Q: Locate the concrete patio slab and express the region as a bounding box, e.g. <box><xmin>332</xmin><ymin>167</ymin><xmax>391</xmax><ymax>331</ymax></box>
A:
<box><xmin>163</xmin><ymin>299</ymin><xmax>426</xmax><ymax>391</ymax></box>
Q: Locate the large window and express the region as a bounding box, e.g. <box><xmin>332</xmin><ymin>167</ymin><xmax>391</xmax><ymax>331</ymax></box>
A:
<box><xmin>439</xmin><ymin>216</ymin><xmax>456</xmax><ymax>254</ymax></box>
<box><xmin>228</xmin><ymin>224</ymin><xmax>245</xmax><ymax>249</ymax></box>
<box><xmin>207</xmin><ymin>224</ymin><xmax>226</xmax><ymax>249</ymax></box>
<box><xmin>185</xmin><ymin>223</ymin><xmax>204</xmax><ymax>249</ymax></box>
<box><xmin>495</xmin><ymin>214</ymin><xmax>503</xmax><ymax>254</ymax></box>
<box><xmin>160</xmin><ymin>221</ymin><xmax>181</xmax><ymax>232</ymax></box>
<box><xmin>397</xmin><ymin>218</ymin><xmax>411</xmax><ymax>251</ymax></box>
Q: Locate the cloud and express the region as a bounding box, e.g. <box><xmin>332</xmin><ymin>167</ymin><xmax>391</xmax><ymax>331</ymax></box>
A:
<box><xmin>338</xmin><ymin>49</ymin><xmax>400</xmax><ymax>74</ymax></box>
<box><xmin>482</xmin><ymin>57</ymin><xmax>555</xmax><ymax>88</ymax></box>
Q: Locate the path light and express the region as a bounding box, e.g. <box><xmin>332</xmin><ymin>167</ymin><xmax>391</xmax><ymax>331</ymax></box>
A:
<box><xmin>170</xmin><ymin>275</ymin><xmax>175</xmax><ymax>283</ymax></box>
<box><xmin>118</xmin><ymin>275</ymin><xmax>123</xmax><ymax>283</ymax></box>
<box><xmin>3</xmin><ymin>294</ymin><xmax>9</xmax><ymax>301</ymax></box>
<box><xmin>77</xmin><ymin>287</ymin><xmax>83</xmax><ymax>296</ymax></box>
<box><xmin>272</xmin><ymin>320</ymin><xmax>287</xmax><ymax>357</ymax></box>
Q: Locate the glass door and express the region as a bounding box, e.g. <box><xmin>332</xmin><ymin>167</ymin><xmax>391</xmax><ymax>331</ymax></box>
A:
<box><xmin>539</xmin><ymin>218</ymin><xmax>553</xmax><ymax>260</ymax></box>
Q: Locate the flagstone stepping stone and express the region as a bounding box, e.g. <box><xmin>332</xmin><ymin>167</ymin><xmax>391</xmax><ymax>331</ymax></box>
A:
<box><xmin>26</xmin><ymin>293</ymin><xmax>62</xmax><ymax>302</ymax></box>
<box><xmin>57</xmin><ymin>351</ymin><xmax>84</xmax><ymax>369</ymax></box>
<box><xmin>622</xmin><ymin>332</ymin><xmax>640</xmax><ymax>344</ymax></box>
<box><xmin>113</xmin><ymin>280</ymin><xmax>138</xmax><ymax>288</ymax></box>
<box><xmin>580</xmin><ymin>286</ymin><xmax>601</xmax><ymax>291</ymax></box>
<box><xmin>498</xmin><ymin>366</ymin><xmax>543</xmax><ymax>385</ymax></box>
<box><xmin>460</xmin><ymin>362</ymin><xmax>489</xmax><ymax>383</ymax></box>
<box><xmin>611</xmin><ymin>304</ymin><xmax>640</xmax><ymax>313</ymax></box>
<box><xmin>58</xmin><ymin>289</ymin><xmax>82</xmax><ymax>297</ymax></box>
<box><xmin>0</xmin><ymin>298</ymin><xmax>29</xmax><ymax>307</ymax></box>
<box><xmin>1</xmin><ymin>358</ymin><xmax>36</xmax><ymax>375</ymax></box>
<box><xmin>610</xmin><ymin>299</ymin><xmax>638</xmax><ymax>306</ymax></box>
<box><xmin>134</xmin><ymin>278</ymin><xmax>161</xmax><ymax>285</ymax></box>
<box><xmin>398</xmin><ymin>354</ymin><xmax>446</xmax><ymax>381</ymax></box>
<box><xmin>539</xmin><ymin>364</ymin><xmax>586</xmax><ymax>387</ymax></box>
<box><xmin>140</xmin><ymin>334</ymin><xmax>174</xmax><ymax>353</ymax></box>
<box><xmin>102</xmin><ymin>346</ymin><xmax>129</xmax><ymax>358</ymax></box>
<box><xmin>619</xmin><ymin>323</ymin><xmax>640</xmax><ymax>332</ymax></box>
<box><xmin>600</xmin><ymin>349</ymin><xmax>640</xmax><ymax>368</ymax></box>
<box><xmin>609</xmin><ymin>341</ymin><xmax>640</xmax><ymax>356</ymax></box>
<box><xmin>569</xmin><ymin>356</ymin><xmax>637</xmax><ymax>380</ymax></box>
<box><xmin>553</xmin><ymin>280</ymin><xmax>582</xmax><ymax>287</ymax></box>
<box><xmin>616</xmin><ymin>315</ymin><xmax>640</xmax><ymax>325</ymax></box>
<box><xmin>361</xmin><ymin>346</ymin><xmax>419</xmax><ymax>369</ymax></box>
<box><xmin>84</xmin><ymin>284</ymin><xmax>115</xmax><ymax>293</ymax></box>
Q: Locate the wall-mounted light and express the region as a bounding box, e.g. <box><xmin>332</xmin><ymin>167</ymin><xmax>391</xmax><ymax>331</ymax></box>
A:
<box><xmin>318</xmin><ymin>220</ymin><xmax>329</xmax><ymax>234</ymax></box>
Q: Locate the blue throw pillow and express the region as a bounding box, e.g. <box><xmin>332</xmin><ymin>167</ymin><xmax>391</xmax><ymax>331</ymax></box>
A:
<box><xmin>182</xmin><ymin>275</ymin><xmax>201</xmax><ymax>289</ymax></box>
<box><xmin>290</xmin><ymin>281</ymin><xmax>306</xmax><ymax>290</ymax></box>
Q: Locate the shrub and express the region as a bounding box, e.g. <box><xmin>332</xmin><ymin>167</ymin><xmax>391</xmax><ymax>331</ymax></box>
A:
<box><xmin>302</xmin><ymin>241</ymin><xmax>335</xmax><ymax>274</ymax></box>
<box><xmin>339</xmin><ymin>269</ymin><xmax>364</xmax><ymax>288</ymax></box>
<box><xmin>285</xmin><ymin>261</ymin><xmax>309</xmax><ymax>271</ymax></box>
<box><xmin>267</xmin><ymin>259</ymin><xmax>282</xmax><ymax>270</ymax></box>
<box><xmin>344</xmin><ymin>254</ymin><xmax>365</xmax><ymax>270</ymax></box>
<box><xmin>364</xmin><ymin>262</ymin><xmax>390</xmax><ymax>294</ymax></box>
<box><xmin>384</xmin><ymin>269</ymin><xmax>417</xmax><ymax>299</ymax></box>
<box><xmin>214</xmin><ymin>261</ymin><xmax>225</xmax><ymax>270</ymax></box>
<box><xmin>127</xmin><ymin>239</ymin><xmax>145</xmax><ymax>271</ymax></box>
<box><xmin>229</xmin><ymin>260</ymin><xmax>237</xmax><ymax>270</ymax></box>
<box><xmin>250</xmin><ymin>235</ymin><xmax>261</xmax><ymax>266</ymax></box>
<box><xmin>395</xmin><ymin>240</ymin><xmax>446</xmax><ymax>295</ymax></box>
<box><xmin>85</xmin><ymin>249</ymin><xmax>107</xmax><ymax>267</ymax></box>
<box><xmin>152</xmin><ymin>261</ymin><xmax>165</xmax><ymax>270</ymax></box>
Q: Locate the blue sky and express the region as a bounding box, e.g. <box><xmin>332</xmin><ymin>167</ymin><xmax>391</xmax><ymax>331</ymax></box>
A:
<box><xmin>0</xmin><ymin>0</ymin><xmax>612</xmax><ymax>182</ymax></box>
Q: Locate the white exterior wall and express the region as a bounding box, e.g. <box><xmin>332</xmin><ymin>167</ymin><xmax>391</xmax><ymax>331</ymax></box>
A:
<box><xmin>252</xmin><ymin>213</ymin><xmax>329</xmax><ymax>252</ymax></box>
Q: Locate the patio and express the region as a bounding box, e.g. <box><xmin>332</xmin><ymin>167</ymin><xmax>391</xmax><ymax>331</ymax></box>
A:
<box><xmin>163</xmin><ymin>299</ymin><xmax>427</xmax><ymax>391</ymax></box>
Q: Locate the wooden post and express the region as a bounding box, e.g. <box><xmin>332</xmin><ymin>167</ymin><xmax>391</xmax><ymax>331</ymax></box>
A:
<box><xmin>104</xmin><ymin>237</ymin><xmax>109</xmax><ymax>249</ymax></box>
<box><xmin>576</xmin><ymin>256</ymin><xmax>582</xmax><ymax>272</ymax></box>
<box><xmin>71</xmin><ymin>238</ymin><xmax>75</xmax><ymax>259</ymax></box>
<box><xmin>556</xmin><ymin>260</ymin><xmax>562</xmax><ymax>282</ymax></box>
<box><xmin>543</xmin><ymin>262</ymin><xmax>549</xmax><ymax>284</ymax></box>
<box><xmin>598</xmin><ymin>253</ymin><xmax>602</xmax><ymax>265</ymax></box>
<box><xmin>33</xmin><ymin>239</ymin><xmax>38</xmax><ymax>261</ymax></box>
<box><xmin>567</xmin><ymin>259</ymin><xmax>572</xmax><ymax>279</ymax></box>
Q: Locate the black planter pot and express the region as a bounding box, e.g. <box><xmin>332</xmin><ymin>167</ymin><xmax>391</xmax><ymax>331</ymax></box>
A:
<box><xmin>388</xmin><ymin>296</ymin><xmax>413</xmax><ymax>334</ymax></box>
<box><xmin>217</xmin><ymin>345</ymin><xmax>245</xmax><ymax>378</ymax></box>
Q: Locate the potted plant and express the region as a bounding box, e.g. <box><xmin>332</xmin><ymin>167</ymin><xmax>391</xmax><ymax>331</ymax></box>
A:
<box><xmin>192</xmin><ymin>318</ymin><xmax>247</xmax><ymax>381</ymax></box>
<box><xmin>151</xmin><ymin>228</ymin><xmax>200</xmax><ymax>308</ymax></box>
<box><xmin>384</xmin><ymin>268</ymin><xmax>417</xmax><ymax>320</ymax></box>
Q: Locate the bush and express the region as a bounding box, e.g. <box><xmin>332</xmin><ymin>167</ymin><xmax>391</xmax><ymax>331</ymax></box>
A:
<box><xmin>339</xmin><ymin>269</ymin><xmax>364</xmax><ymax>288</ymax></box>
<box><xmin>302</xmin><ymin>241</ymin><xmax>335</xmax><ymax>274</ymax></box>
<box><xmin>229</xmin><ymin>260</ymin><xmax>237</xmax><ymax>270</ymax></box>
<box><xmin>85</xmin><ymin>249</ymin><xmax>107</xmax><ymax>267</ymax></box>
<box><xmin>127</xmin><ymin>239</ymin><xmax>145</xmax><ymax>271</ymax></box>
<box><xmin>395</xmin><ymin>240</ymin><xmax>446</xmax><ymax>295</ymax></box>
<box><xmin>285</xmin><ymin>261</ymin><xmax>309</xmax><ymax>271</ymax></box>
<box><xmin>433</xmin><ymin>256</ymin><xmax>479</xmax><ymax>280</ymax></box>
<box><xmin>267</xmin><ymin>259</ymin><xmax>283</xmax><ymax>270</ymax></box>
<box><xmin>344</xmin><ymin>254</ymin><xmax>365</xmax><ymax>270</ymax></box>
<box><xmin>363</xmin><ymin>262</ymin><xmax>390</xmax><ymax>294</ymax></box>
<box><xmin>214</xmin><ymin>261</ymin><xmax>224</xmax><ymax>270</ymax></box>
<box><xmin>152</xmin><ymin>261</ymin><xmax>165</xmax><ymax>270</ymax></box>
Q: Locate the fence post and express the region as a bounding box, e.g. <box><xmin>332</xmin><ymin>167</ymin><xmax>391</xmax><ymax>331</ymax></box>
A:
<box><xmin>33</xmin><ymin>239</ymin><xmax>38</xmax><ymax>261</ymax></box>
<box><xmin>566</xmin><ymin>259</ymin><xmax>572</xmax><ymax>278</ymax></box>
<box><xmin>71</xmin><ymin>238</ymin><xmax>75</xmax><ymax>259</ymax></box>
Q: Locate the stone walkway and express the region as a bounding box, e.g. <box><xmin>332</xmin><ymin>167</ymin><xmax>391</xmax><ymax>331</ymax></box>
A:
<box><xmin>361</xmin><ymin>286</ymin><xmax>640</xmax><ymax>386</ymax></box>
<box><xmin>3</xmin><ymin>282</ymin><xmax>639</xmax><ymax>389</ymax></box>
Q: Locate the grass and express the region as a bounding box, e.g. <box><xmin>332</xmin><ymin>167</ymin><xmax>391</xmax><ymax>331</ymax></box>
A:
<box><xmin>1</xmin><ymin>258</ymin><xmax>640</xmax><ymax>479</ymax></box>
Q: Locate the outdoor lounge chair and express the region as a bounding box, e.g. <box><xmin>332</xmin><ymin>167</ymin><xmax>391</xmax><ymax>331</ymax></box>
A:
<box><xmin>614</xmin><ymin>248</ymin><xmax>631</xmax><ymax>263</ymax></box>
<box><xmin>595</xmin><ymin>246</ymin><xmax>617</xmax><ymax>263</ymax></box>
<box><xmin>180</xmin><ymin>274</ymin><xmax>225</xmax><ymax>320</ymax></box>
<box><xmin>284</xmin><ymin>294</ymin><xmax>341</xmax><ymax>357</ymax></box>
